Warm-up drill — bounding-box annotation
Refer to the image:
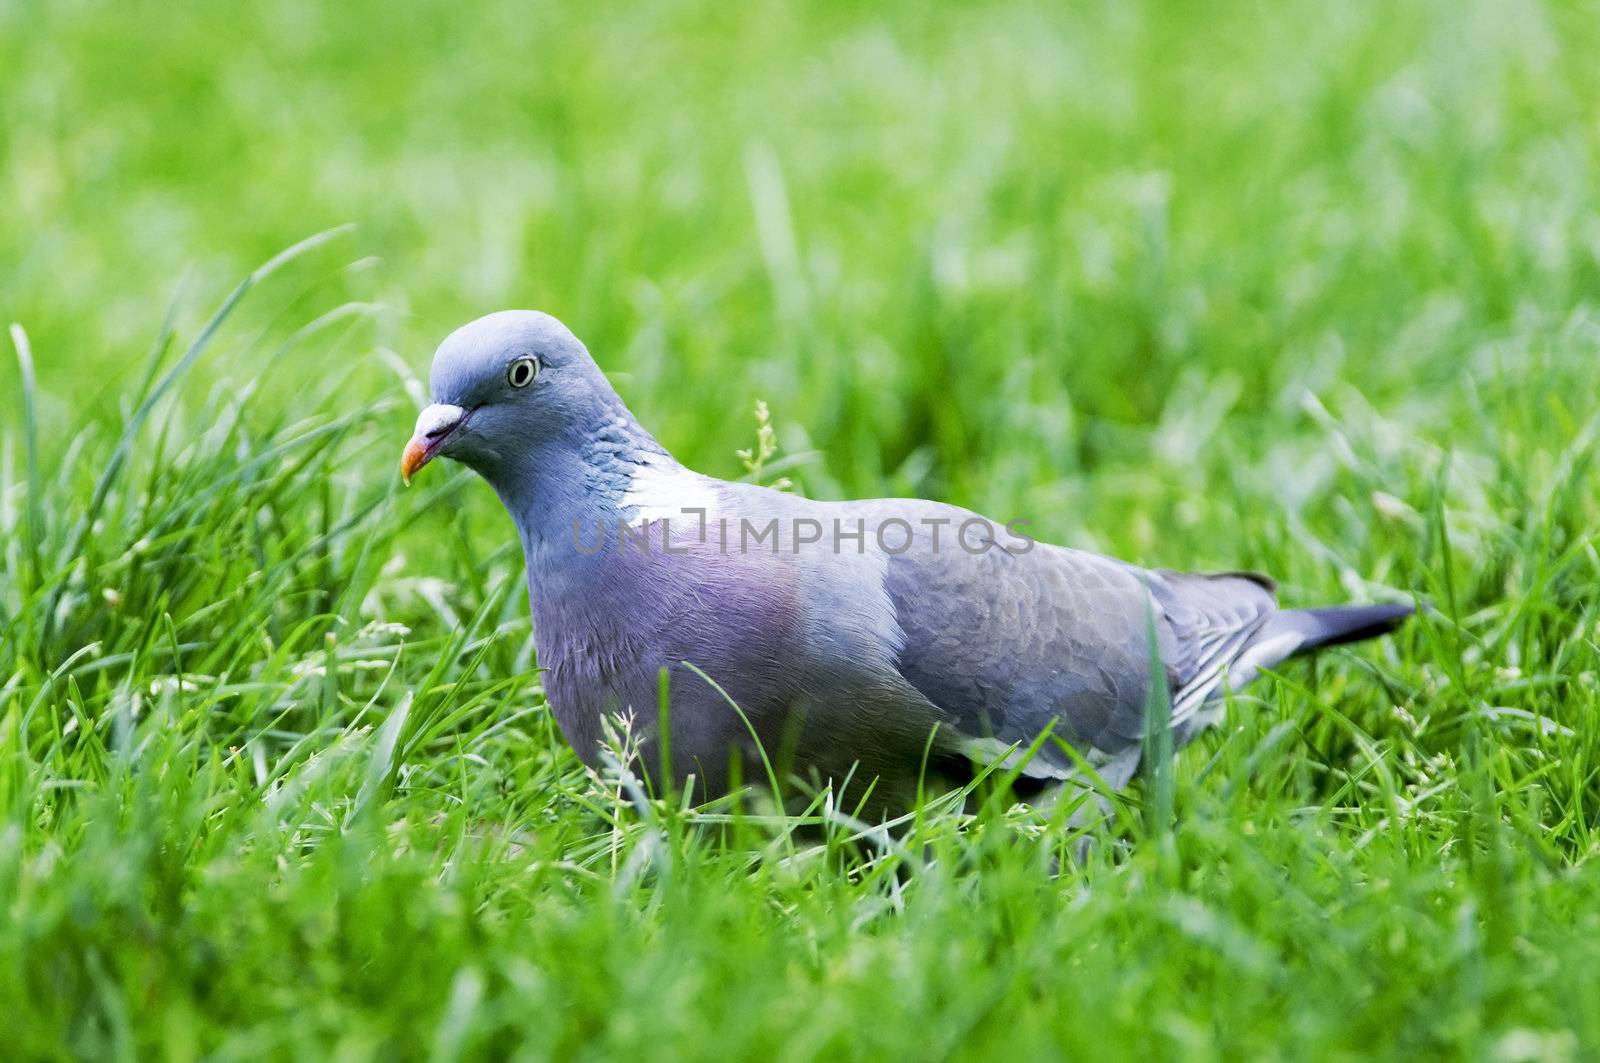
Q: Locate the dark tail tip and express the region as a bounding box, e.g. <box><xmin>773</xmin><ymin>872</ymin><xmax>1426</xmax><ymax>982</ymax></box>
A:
<box><xmin>1284</xmin><ymin>602</ymin><xmax>1415</xmax><ymax>655</ymax></box>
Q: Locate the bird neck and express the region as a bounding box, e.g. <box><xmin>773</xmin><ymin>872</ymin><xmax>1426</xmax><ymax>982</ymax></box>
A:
<box><xmin>488</xmin><ymin>403</ymin><xmax>677</xmax><ymax>561</ymax></box>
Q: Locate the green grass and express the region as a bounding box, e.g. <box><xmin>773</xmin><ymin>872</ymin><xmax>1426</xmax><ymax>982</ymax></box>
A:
<box><xmin>4</xmin><ymin>0</ymin><xmax>1600</xmax><ymax>1057</ymax></box>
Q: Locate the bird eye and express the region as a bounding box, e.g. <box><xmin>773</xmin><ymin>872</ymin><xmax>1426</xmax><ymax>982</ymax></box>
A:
<box><xmin>507</xmin><ymin>356</ymin><xmax>540</xmax><ymax>389</ymax></box>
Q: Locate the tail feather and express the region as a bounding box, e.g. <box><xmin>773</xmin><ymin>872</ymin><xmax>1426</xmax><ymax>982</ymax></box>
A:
<box><xmin>1269</xmin><ymin>602</ymin><xmax>1415</xmax><ymax>656</ymax></box>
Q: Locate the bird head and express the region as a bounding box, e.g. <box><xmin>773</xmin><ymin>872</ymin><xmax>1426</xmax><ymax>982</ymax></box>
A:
<box><xmin>401</xmin><ymin>310</ymin><xmax>616</xmax><ymax>486</ymax></box>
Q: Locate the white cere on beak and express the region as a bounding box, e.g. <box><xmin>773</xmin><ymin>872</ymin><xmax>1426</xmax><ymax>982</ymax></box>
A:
<box><xmin>414</xmin><ymin>403</ymin><xmax>467</xmax><ymax>440</ymax></box>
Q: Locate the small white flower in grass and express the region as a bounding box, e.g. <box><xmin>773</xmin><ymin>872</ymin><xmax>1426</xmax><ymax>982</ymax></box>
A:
<box><xmin>146</xmin><ymin>675</ymin><xmax>212</xmax><ymax>696</ymax></box>
<box><xmin>355</xmin><ymin>620</ymin><xmax>411</xmax><ymax>640</ymax></box>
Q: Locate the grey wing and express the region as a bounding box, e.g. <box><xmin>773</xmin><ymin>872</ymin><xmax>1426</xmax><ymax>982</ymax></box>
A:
<box><xmin>1140</xmin><ymin>568</ymin><xmax>1277</xmax><ymax>743</ymax></box>
<box><xmin>873</xmin><ymin>506</ymin><xmax>1277</xmax><ymax>782</ymax></box>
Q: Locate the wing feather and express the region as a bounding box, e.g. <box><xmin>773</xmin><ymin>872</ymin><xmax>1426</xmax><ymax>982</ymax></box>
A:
<box><xmin>869</xmin><ymin>501</ymin><xmax>1278</xmax><ymax>773</ymax></box>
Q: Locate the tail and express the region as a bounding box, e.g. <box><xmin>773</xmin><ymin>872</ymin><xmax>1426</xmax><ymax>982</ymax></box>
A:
<box><xmin>1266</xmin><ymin>602</ymin><xmax>1415</xmax><ymax>657</ymax></box>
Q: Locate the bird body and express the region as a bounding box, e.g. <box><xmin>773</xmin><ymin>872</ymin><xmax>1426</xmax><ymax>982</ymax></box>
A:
<box><xmin>404</xmin><ymin>311</ymin><xmax>1410</xmax><ymax>811</ymax></box>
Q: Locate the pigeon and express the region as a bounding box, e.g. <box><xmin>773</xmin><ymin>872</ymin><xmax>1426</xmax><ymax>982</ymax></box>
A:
<box><xmin>402</xmin><ymin>310</ymin><xmax>1411</xmax><ymax>813</ymax></box>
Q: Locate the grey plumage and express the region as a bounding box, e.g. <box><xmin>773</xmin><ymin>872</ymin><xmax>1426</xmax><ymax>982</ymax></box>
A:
<box><xmin>402</xmin><ymin>310</ymin><xmax>1413</xmax><ymax>813</ymax></box>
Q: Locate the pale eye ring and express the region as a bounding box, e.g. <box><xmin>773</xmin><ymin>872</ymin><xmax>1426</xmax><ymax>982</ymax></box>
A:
<box><xmin>507</xmin><ymin>356</ymin><xmax>540</xmax><ymax>389</ymax></box>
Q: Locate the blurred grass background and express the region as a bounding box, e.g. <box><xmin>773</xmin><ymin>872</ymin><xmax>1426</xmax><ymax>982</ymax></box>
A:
<box><xmin>9</xmin><ymin>0</ymin><xmax>1596</xmax><ymax>516</ymax></box>
<box><xmin>4</xmin><ymin>0</ymin><xmax>1600</xmax><ymax>1058</ymax></box>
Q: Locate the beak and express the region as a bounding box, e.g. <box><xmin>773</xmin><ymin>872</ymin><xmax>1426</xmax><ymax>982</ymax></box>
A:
<box><xmin>401</xmin><ymin>403</ymin><xmax>469</xmax><ymax>485</ymax></box>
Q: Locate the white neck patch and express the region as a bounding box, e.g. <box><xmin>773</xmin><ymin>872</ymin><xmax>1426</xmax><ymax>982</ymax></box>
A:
<box><xmin>620</xmin><ymin>456</ymin><xmax>721</xmax><ymax>523</ymax></box>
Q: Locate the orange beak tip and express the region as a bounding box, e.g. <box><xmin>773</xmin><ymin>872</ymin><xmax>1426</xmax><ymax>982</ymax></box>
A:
<box><xmin>400</xmin><ymin>438</ymin><xmax>428</xmax><ymax>487</ymax></box>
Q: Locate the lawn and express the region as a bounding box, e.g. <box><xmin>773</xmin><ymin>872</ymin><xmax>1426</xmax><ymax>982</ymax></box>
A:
<box><xmin>4</xmin><ymin>0</ymin><xmax>1600</xmax><ymax>1058</ymax></box>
